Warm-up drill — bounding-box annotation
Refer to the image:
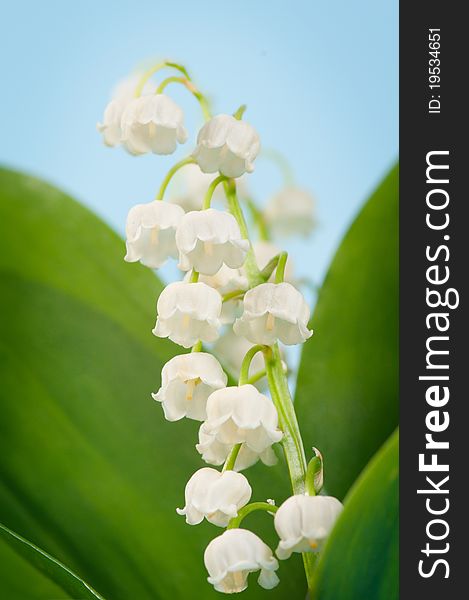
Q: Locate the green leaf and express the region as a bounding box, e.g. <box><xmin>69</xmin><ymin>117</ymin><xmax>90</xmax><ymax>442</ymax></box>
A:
<box><xmin>311</xmin><ymin>429</ymin><xmax>399</xmax><ymax>600</ymax></box>
<box><xmin>295</xmin><ymin>165</ymin><xmax>399</xmax><ymax>498</ymax></box>
<box><xmin>0</xmin><ymin>523</ymin><xmax>104</xmax><ymax>599</ymax></box>
<box><xmin>0</xmin><ymin>168</ymin><xmax>303</xmax><ymax>599</ymax></box>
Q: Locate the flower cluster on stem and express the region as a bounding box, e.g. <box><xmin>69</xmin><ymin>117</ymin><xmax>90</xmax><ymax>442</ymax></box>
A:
<box><xmin>98</xmin><ymin>59</ymin><xmax>340</xmax><ymax>595</ymax></box>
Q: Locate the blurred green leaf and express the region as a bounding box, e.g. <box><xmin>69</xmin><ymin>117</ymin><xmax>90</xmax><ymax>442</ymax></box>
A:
<box><xmin>0</xmin><ymin>523</ymin><xmax>104</xmax><ymax>599</ymax></box>
<box><xmin>311</xmin><ymin>429</ymin><xmax>399</xmax><ymax>600</ymax></box>
<box><xmin>295</xmin><ymin>165</ymin><xmax>399</xmax><ymax>498</ymax></box>
<box><xmin>0</xmin><ymin>168</ymin><xmax>302</xmax><ymax>599</ymax></box>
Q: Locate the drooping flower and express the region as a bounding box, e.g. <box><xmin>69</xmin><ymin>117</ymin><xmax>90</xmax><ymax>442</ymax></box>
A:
<box><xmin>233</xmin><ymin>282</ymin><xmax>312</xmax><ymax>346</ymax></box>
<box><xmin>193</xmin><ymin>114</ymin><xmax>260</xmax><ymax>178</ymax></box>
<box><xmin>186</xmin><ymin>265</ymin><xmax>248</xmax><ymax>324</ymax></box>
<box><xmin>264</xmin><ymin>187</ymin><xmax>316</xmax><ymax>238</ymax></box>
<box><xmin>124</xmin><ymin>201</ymin><xmax>184</xmax><ymax>269</ymax></box>
<box><xmin>97</xmin><ymin>74</ymin><xmax>155</xmax><ymax>147</ymax></box>
<box><xmin>204</xmin><ymin>529</ymin><xmax>279</xmax><ymax>593</ymax></box>
<box><xmin>177</xmin><ymin>467</ymin><xmax>251</xmax><ymax>527</ymax></box>
<box><xmin>274</xmin><ymin>495</ymin><xmax>343</xmax><ymax>559</ymax></box>
<box><xmin>120</xmin><ymin>94</ymin><xmax>188</xmax><ymax>155</ymax></box>
<box><xmin>213</xmin><ymin>329</ymin><xmax>264</xmax><ymax>380</ymax></box>
<box><xmin>176</xmin><ymin>209</ymin><xmax>249</xmax><ymax>276</ymax></box>
<box><xmin>252</xmin><ymin>241</ymin><xmax>295</xmax><ymax>283</ymax></box>
<box><xmin>152</xmin><ymin>282</ymin><xmax>222</xmax><ymax>348</ymax></box>
<box><xmin>152</xmin><ymin>353</ymin><xmax>227</xmax><ymax>421</ymax></box>
<box><xmin>196</xmin><ymin>384</ymin><xmax>282</xmax><ymax>469</ymax></box>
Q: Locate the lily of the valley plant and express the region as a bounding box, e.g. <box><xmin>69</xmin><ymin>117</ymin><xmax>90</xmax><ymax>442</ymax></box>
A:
<box><xmin>98</xmin><ymin>59</ymin><xmax>340</xmax><ymax>595</ymax></box>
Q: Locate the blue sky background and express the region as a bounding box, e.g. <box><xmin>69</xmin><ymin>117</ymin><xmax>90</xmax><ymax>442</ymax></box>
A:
<box><xmin>1</xmin><ymin>0</ymin><xmax>397</xmax><ymax>285</ymax></box>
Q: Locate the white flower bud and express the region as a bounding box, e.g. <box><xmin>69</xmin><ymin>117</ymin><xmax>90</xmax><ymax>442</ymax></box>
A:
<box><xmin>265</xmin><ymin>187</ymin><xmax>316</xmax><ymax>238</ymax></box>
<box><xmin>252</xmin><ymin>241</ymin><xmax>295</xmax><ymax>283</ymax></box>
<box><xmin>152</xmin><ymin>352</ymin><xmax>227</xmax><ymax>421</ymax></box>
<box><xmin>176</xmin><ymin>209</ymin><xmax>249</xmax><ymax>276</ymax></box>
<box><xmin>193</xmin><ymin>114</ymin><xmax>260</xmax><ymax>178</ymax></box>
<box><xmin>120</xmin><ymin>94</ymin><xmax>188</xmax><ymax>155</ymax></box>
<box><xmin>177</xmin><ymin>467</ymin><xmax>251</xmax><ymax>527</ymax></box>
<box><xmin>204</xmin><ymin>529</ymin><xmax>279</xmax><ymax>593</ymax></box>
<box><xmin>196</xmin><ymin>385</ymin><xmax>282</xmax><ymax>469</ymax></box>
<box><xmin>274</xmin><ymin>495</ymin><xmax>343</xmax><ymax>559</ymax></box>
<box><xmin>97</xmin><ymin>74</ymin><xmax>155</xmax><ymax>147</ymax></box>
<box><xmin>153</xmin><ymin>282</ymin><xmax>222</xmax><ymax>348</ymax></box>
<box><xmin>233</xmin><ymin>282</ymin><xmax>312</xmax><ymax>346</ymax></box>
<box><xmin>124</xmin><ymin>201</ymin><xmax>184</xmax><ymax>269</ymax></box>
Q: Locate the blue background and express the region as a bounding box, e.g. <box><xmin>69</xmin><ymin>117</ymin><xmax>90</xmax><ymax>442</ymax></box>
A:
<box><xmin>1</xmin><ymin>0</ymin><xmax>397</xmax><ymax>283</ymax></box>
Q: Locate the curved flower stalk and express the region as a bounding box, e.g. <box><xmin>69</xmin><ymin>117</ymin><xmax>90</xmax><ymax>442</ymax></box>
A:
<box><xmin>100</xmin><ymin>59</ymin><xmax>338</xmax><ymax>596</ymax></box>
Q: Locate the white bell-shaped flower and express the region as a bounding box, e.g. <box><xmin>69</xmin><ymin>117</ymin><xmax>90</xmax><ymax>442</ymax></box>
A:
<box><xmin>234</xmin><ymin>282</ymin><xmax>312</xmax><ymax>346</ymax></box>
<box><xmin>274</xmin><ymin>495</ymin><xmax>343</xmax><ymax>559</ymax></box>
<box><xmin>120</xmin><ymin>94</ymin><xmax>188</xmax><ymax>155</ymax></box>
<box><xmin>193</xmin><ymin>114</ymin><xmax>260</xmax><ymax>178</ymax></box>
<box><xmin>213</xmin><ymin>329</ymin><xmax>264</xmax><ymax>380</ymax></box>
<box><xmin>177</xmin><ymin>467</ymin><xmax>252</xmax><ymax>527</ymax></box>
<box><xmin>204</xmin><ymin>529</ymin><xmax>279</xmax><ymax>593</ymax></box>
<box><xmin>196</xmin><ymin>385</ymin><xmax>282</xmax><ymax>469</ymax></box>
<box><xmin>152</xmin><ymin>352</ymin><xmax>227</xmax><ymax>421</ymax></box>
<box><xmin>186</xmin><ymin>265</ymin><xmax>248</xmax><ymax>324</ymax></box>
<box><xmin>153</xmin><ymin>282</ymin><xmax>222</xmax><ymax>348</ymax></box>
<box><xmin>124</xmin><ymin>201</ymin><xmax>184</xmax><ymax>269</ymax></box>
<box><xmin>265</xmin><ymin>187</ymin><xmax>316</xmax><ymax>238</ymax></box>
<box><xmin>176</xmin><ymin>209</ymin><xmax>249</xmax><ymax>276</ymax></box>
<box><xmin>97</xmin><ymin>74</ymin><xmax>155</xmax><ymax>147</ymax></box>
<box><xmin>252</xmin><ymin>241</ymin><xmax>295</xmax><ymax>283</ymax></box>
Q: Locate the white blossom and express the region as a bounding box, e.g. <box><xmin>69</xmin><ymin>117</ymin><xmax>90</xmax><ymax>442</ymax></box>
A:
<box><xmin>274</xmin><ymin>495</ymin><xmax>343</xmax><ymax>559</ymax></box>
<box><xmin>124</xmin><ymin>201</ymin><xmax>184</xmax><ymax>269</ymax></box>
<box><xmin>233</xmin><ymin>282</ymin><xmax>312</xmax><ymax>346</ymax></box>
<box><xmin>252</xmin><ymin>241</ymin><xmax>295</xmax><ymax>283</ymax></box>
<box><xmin>193</xmin><ymin>114</ymin><xmax>260</xmax><ymax>178</ymax></box>
<box><xmin>97</xmin><ymin>74</ymin><xmax>155</xmax><ymax>147</ymax></box>
<box><xmin>152</xmin><ymin>353</ymin><xmax>227</xmax><ymax>421</ymax></box>
<box><xmin>265</xmin><ymin>187</ymin><xmax>316</xmax><ymax>238</ymax></box>
<box><xmin>204</xmin><ymin>529</ymin><xmax>279</xmax><ymax>593</ymax></box>
<box><xmin>176</xmin><ymin>209</ymin><xmax>249</xmax><ymax>276</ymax></box>
<box><xmin>186</xmin><ymin>265</ymin><xmax>248</xmax><ymax>324</ymax></box>
<box><xmin>120</xmin><ymin>94</ymin><xmax>188</xmax><ymax>155</ymax></box>
<box><xmin>177</xmin><ymin>467</ymin><xmax>251</xmax><ymax>527</ymax></box>
<box><xmin>152</xmin><ymin>282</ymin><xmax>222</xmax><ymax>348</ymax></box>
<box><xmin>196</xmin><ymin>385</ymin><xmax>282</xmax><ymax>469</ymax></box>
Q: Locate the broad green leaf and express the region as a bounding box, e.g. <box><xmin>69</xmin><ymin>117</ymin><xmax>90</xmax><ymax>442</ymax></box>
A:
<box><xmin>0</xmin><ymin>523</ymin><xmax>104</xmax><ymax>599</ymax></box>
<box><xmin>295</xmin><ymin>165</ymin><xmax>398</xmax><ymax>498</ymax></box>
<box><xmin>0</xmin><ymin>168</ymin><xmax>303</xmax><ymax>599</ymax></box>
<box><xmin>311</xmin><ymin>429</ymin><xmax>399</xmax><ymax>600</ymax></box>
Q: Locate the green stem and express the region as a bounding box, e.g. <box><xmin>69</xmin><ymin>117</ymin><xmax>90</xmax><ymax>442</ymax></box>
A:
<box><xmin>189</xmin><ymin>269</ymin><xmax>199</xmax><ymax>283</ymax></box>
<box><xmin>222</xmin><ymin>443</ymin><xmax>241</xmax><ymax>472</ymax></box>
<box><xmin>263</xmin><ymin>344</ymin><xmax>314</xmax><ymax>591</ymax></box>
<box><xmin>224</xmin><ymin>180</ymin><xmax>263</xmax><ymax>287</ymax></box>
<box><xmin>261</xmin><ymin>148</ymin><xmax>295</xmax><ymax>186</ymax></box>
<box><xmin>191</xmin><ymin>340</ymin><xmax>202</xmax><ymax>353</ymax></box>
<box><xmin>156</xmin><ymin>156</ymin><xmax>195</xmax><ymax>200</ymax></box>
<box><xmin>203</xmin><ymin>175</ymin><xmax>227</xmax><ymax>210</ymax></box>
<box><xmin>233</xmin><ymin>104</ymin><xmax>247</xmax><ymax>120</ymax></box>
<box><xmin>227</xmin><ymin>502</ymin><xmax>278</xmax><ymax>529</ymax></box>
<box><xmin>246</xmin><ymin>197</ymin><xmax>270</xmax><ymax>241</ymax></box>
<box><xmin>263</xmin><ymin>345</ymin><xmax>307</xmax><ymax>493</ymax></box>
<box><xmin>134</xmin><ymin>60</ymin><xmax>190</xmax><ymax>98</ymax></box>
<box><xmin>156</xmin><ymin>76</ymin><xmax>211</xmax><ymax>121</ymax></box>
<box><xmin>275</xmin><ymin>252</ymin><xmax>288</xmax><ymax>284</ymax></box>
<box><xmin>222</xmin><ymin>289</ymin><xmax>245</xmax><ymax>303</ymax></box>
<box><xmin>247</xmin><ymin>369</ymin><xmax>266</xmax><ymax>385</ymax></box>
<box><xmin>239</xmin><ymin>345</ymin><xmax>266</xmax><ymax>385</ymax></box>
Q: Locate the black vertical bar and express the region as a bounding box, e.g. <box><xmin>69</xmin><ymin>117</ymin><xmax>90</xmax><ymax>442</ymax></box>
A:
<box><xmin>400</xmin><ymin>2</ymin><xmax>465</xmax><ymax>598</ymax></box>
